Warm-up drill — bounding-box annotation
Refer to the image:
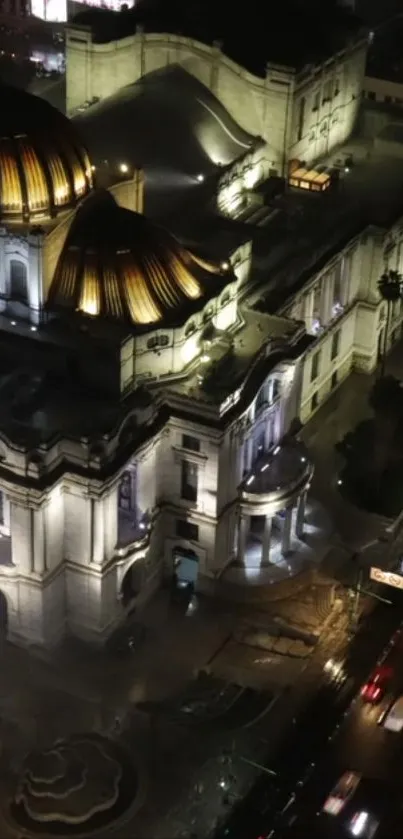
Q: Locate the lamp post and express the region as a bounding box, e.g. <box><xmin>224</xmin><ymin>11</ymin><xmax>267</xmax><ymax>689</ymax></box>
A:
<box><xmin>377</xmin><ymin>269</ymin><xmax>403</xmax><ymax>377</ymax></box>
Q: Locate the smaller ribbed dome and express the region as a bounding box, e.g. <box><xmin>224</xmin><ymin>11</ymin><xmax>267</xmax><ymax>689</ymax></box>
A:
<box><xmin>0</xmin><ymin>85</ymin><xmax>92</xmax><ymax>223</ymax></box>
<box><xmin>48</xmin><ymin>190</ymin><xmax>227</xmax><ymax>327</ymax></box>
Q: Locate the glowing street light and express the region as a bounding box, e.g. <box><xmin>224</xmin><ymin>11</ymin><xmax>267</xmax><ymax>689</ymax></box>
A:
<box><xmin>119</xmin><ymin>162</ymin><xmax>129</xmax><ymax>174</ymax></box>
<box><xmin>196</xmin><ymin>173</ymin><xmax>205</xmax><ymax>183</ymax></box>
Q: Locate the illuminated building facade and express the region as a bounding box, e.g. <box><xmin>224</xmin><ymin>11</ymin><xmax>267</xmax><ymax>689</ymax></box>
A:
<box><xmin>0</xmin><ymin>34</ymin><xmax>401</xmax><ymax>649</ymax></box>
<box><xmin>66</xmin><ymin>24</ymin><xmax>368</xmax><ymax>176</ymax></box>
<box><xmin>0</xmin><ymin>85</ymin><xmax>315</xmax><ymax>648</ymax></box>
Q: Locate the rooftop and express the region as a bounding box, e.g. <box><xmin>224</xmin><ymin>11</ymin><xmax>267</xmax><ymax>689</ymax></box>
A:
<box><xmin>72</xmin><ymin>66</ymin><xmax>257</xmax><ymax>220</ymax></box>
<box><xmin>0</xmin><ymin>84</ymin><xmax>92</xmax><ymax>223</ymax></box>
<box><xmin>240</xmin><ymin>439</ymin><xmax>313</xmax><ymax>506</ymax></box>
<box><xmin>48</xmin><ymin>189</ymin><xmax>229</xmax><ymax>328</ymax></box>
<box><xmin>72</xmin><ymin>0</ymin><xmax>364</xmax><ymax>76</ymax></box>
<box><xmin>0</xmin><ymin>309</ymin><xmax>307</xmax><ymax>449</ymax></box>
<box><xmin>169</xmin><ymin>308</ymin><xmax>310</xmax><ymax>411</ymax></box>
<box><xmin>243</xmin><ymin>140</ymin><xmax>403</xmax><ymax>315</ymax></box>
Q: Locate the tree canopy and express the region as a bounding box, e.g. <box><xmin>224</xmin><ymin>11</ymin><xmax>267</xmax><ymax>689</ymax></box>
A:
<box><xmin>337</xmin><ymin>375</ymin><xmax>403</xmax><ymax>516</ymax></box>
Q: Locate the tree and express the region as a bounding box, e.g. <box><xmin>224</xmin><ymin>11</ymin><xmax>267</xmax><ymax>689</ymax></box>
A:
<box><xmin>337</xmin><ymin>375</ymin><xmax>403</xmax><ymax>515</ymax></box>
<box><xmin>377</xmin><ymin>269</ymin><xmax>403</xmax><ymax>376</ymax></box>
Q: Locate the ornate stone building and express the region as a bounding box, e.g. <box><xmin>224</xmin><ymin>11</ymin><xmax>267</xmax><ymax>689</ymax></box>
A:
<box><xmin>0</xmin><ymin>84</ymin><xmax>316</xmax><ymax>647</ymax></box>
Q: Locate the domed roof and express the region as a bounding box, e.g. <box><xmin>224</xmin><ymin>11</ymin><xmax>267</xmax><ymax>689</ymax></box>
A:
<box><xmin>0</xmin><ymin>85</ymin><xmax>92</xmax><ymax>223</ymax></box>
<box><xmin>48</xmin><ymin>190</ymin><xmax>228</xmax><ymax>327</ymax></box>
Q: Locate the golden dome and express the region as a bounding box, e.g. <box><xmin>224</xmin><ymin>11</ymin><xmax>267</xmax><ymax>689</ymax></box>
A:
<box><xmin>0</xmin><ymin>85</ymin><xmax>92</xmax><ymax>223</ymax></box>
<box><xmin>48</xmin><ymin>190</ymin><xmax>226</xmax><ymax>327</ymax></box>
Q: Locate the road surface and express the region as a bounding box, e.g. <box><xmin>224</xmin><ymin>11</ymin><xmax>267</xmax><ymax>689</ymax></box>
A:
<box><xmin>214</xmin><ymin>590</ymin><xmax>403</xmax><ymax>839</ymax></box>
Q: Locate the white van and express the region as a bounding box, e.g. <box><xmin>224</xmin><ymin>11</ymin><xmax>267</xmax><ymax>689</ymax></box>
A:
<box><xmin>383</xmin><ymin>696</ymin><xmax>403</xmax><ymax>732</ymax></box>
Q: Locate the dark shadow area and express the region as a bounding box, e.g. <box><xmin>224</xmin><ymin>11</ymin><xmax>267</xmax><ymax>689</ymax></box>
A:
<box><xmin>336</xmin><ymin>374</ymin><xmax>403</xmax><ymax>516</ymax></box>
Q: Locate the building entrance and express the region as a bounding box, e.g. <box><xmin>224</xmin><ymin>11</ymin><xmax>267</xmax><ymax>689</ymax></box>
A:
<box><xmin>173</xmin><ymin>546</ymin><xmax>199</xmax><ymax>586</ymax></box>
<box><xmin>0</xmin><ymin>590</ymin><xmax>8</xmax><ymax>635</ymax></box>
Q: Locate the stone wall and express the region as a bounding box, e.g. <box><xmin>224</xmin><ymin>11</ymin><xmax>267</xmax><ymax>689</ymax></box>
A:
<box><xmin>66</xmin><ymin>26</ymin><xmax>367</xmax><ymax>170</ymax></box>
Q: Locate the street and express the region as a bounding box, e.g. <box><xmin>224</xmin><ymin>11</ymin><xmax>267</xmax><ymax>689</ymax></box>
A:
<box><xmin>214</xmin><ymin>590</ymin><xmax>403</xmax><ymax>839</ymax></box>
<box><xmin>262</xmin><ymin>589</ymin><xmax>403</xmax><ymax>839</ymax></box>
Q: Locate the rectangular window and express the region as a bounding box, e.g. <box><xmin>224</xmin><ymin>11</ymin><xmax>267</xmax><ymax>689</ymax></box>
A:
<box><xmin>323</xmin><ymin>80</ymin><xmax>332</xmax><ymax>102</ymax></box>
<box><xmin>181</xmin><ymin>460</ymin><xmax>198</xmax><ymax>503</ymax></box>
<box><xmin>367</xmin><ymin>91</ymin><xmax>376</xmax><ymax>101</ymax></box>
<box><xmin>312</xmin><ymin>91</ymin><xmax>320</xmax><ymax>111</ymax></box>
<box><xmin>385</xmin><ymin>95</ymin><xmax>392</xmax><ymax>104</ymax></box>
<box><xmin>182</xmin><ymin>434</ymin><xmax>200</xmax><ymax>453</ymax></box>
<box><xmin>331</xmin><ymin>329</ymin><xmax>341</xmax><ymax>361</ymax></box>
<box><xmin>176</xmin><ymin>519</ymin><xmax>199</xmax><ymax>542</ymax></box>
<box><xmin>311</xmin><ymin>392</ymin><xmax>319</xmax><ymax>412</ymax></box>
<box><xmin>331</xmin><ymin>370</ymin><xmax>338</xmax><ymax>390</ymax></box>
<box><xmin>333</xmin><ymin>262</ymin><xmax>342</xmax><ymax>306</ymax></box>
<box><xmin>313</xmin><ymin>284</ymin><xmax>322</xmax><ymax>320</ymax></box>
<box><xmin>297</xmin><ymin>97</ymin><xmax>305</xmax><ymax>142</ymax></box>
<box><xmin>311</xmin><ymin>351</ymin><xmax>320</xmax><ymax>382</ymax></box>
<box><xmin>341</xmin><ymin>252</ymin><xmax>353</xmax><ymax>303</ymax></box>
<box><xmin>0</xmin><ymin>491</ymin><xmax>4</xmax><ymax>527</ymax></box>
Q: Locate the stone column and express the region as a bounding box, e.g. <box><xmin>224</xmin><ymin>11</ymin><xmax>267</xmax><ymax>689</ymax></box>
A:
<box><xmin>305</xmin><ymin>290</ymin><xmax>314</xmax><ymax>327</ymax></box>
<box><xmin>246</xmin><ymin>437</ymin><xmax>253</xmax><ymax>472</ymax></box>
<box><xmin>103</xmin><ymin>485</ymin><xmax>118</xmax><ymax>559</ymax></box>
<box><xmin>264</xmin><ymin>415</ymin><xmax>273</xmax><ymax>451</ymax></box>
<box><xmin>261</xmin><ymin>515</ymin><xmax>272</xmax><ymax>566</ymax></box>
<box><xmin>28</xmin><ymin>229</ymin><xmax>44</xmax><ymax>325</ymax></box>
<box><xmin>237</xmin><ymin>513</ymin><xmax>249</xmax><ymax>565</ymax></box>
<box><xmin>33</xmin><ymin>507</ymin><xmax>47</xmax><ymax>575</ymax></box>
<box><xmin>321</xmin><ymin>273</ymin><xmax>334</xmax><ymax>326</ymax></box>
<box><xmin>92</xmin><ymin>498</ymin><xmax>105</xmax><ymax>565</ymax></box>
<box><xmin>10</xmin><ymin>502</ymin><xmax>32</xmax><ymax>573</ymax></box>
<box><xmin>296</xmin><ymin>491</ymin><xmax>307</xmax><ymax>539</ymax></box>
<box><xmin>0</xmin><ymin>231</ymin><xmax>7</xmax><ymax>312</ymax></box>
<box><xmin>281</xmin><ymin>507</ymin><xmax>293</xmax><ymax>556</ymax></box>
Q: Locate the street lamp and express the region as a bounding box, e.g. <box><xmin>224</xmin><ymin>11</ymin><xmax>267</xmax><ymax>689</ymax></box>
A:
<box><xmin>377</xmin><ymin>269</ymin><xmax>403</xmax><ymax>377</ymax></box>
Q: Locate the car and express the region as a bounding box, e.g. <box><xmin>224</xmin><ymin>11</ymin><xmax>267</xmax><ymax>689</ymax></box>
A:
<box><xmin>348</xmin><ymin>810</ymin><xmax>379</xmax><ymax>838</ymax></box>
<box><xmin>322</xmin><ymin>771</ymin><xmax>361</xmax><ymax>816</ymax></box>
<box><xmin>382</xmin><ymin>695</ymin><xmax>403</xmax><ymax>732</ymax></box>
<box><xmin>360</xmin><ymin>664</ymin><xmax>393</xmax><ymax>704</ymax></box>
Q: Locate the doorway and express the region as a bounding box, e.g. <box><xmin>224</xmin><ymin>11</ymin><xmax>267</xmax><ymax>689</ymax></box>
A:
<box><xmin>173</xmin><ymin>546</ymin><xmax>199</xmax><ymax>586</ymax></box>
<box><xmin>0</xmin><ymin>590</ymin><xmax>8</xmax><ymax>635</ymax></box>
<box><xmin>120</xmin><ymin>561</ymin><xmax>143</xmax><ymax>607</ymax></box>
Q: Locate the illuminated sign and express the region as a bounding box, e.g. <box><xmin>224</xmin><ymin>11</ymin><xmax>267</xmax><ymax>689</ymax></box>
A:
<box><xmin>370</xmin><ymin>567</ymin><xmax>403</xmax><ymax>590</ymax></box>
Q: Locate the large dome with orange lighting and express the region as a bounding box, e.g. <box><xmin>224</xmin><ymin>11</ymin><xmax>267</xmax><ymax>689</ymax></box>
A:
<box><xmin>48</xmin><ymin>190</ymin><xmax>228</xmax><ymax>328</ymax></box>
<box><xmin>0</xmin><ymin>85</ymin><xmax>92</xmax><ymax>223</ymax></box>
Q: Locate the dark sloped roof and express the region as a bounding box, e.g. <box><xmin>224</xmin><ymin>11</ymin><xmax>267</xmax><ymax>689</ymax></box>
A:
<box><xmin>48</xmin><ymin>189</ymin><xmax>229</xmax><ymax>327</ymax></box>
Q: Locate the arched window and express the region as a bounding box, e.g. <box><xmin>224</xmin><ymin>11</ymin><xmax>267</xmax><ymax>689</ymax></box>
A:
<box><xmin>118</xmin><ymin>470</ymin><xmax>135</xmax><ymax>511</ymax></box>
<box><xmin>185</xmin><ymin>321</ymin><xmax>196</xmax><ymax>337</ymax></box>
<box><xmin>147</xmin><ymin>334</ymin><xmax>169</xmax><ymax>350</ymax></box>
<box><xmin>9</xmin><ymin>259</ymin><xmax>28</xmax><ymax>303</ymax></box>
<box><xmin>255</xmin><ymin>384</ymin><xmax>267</xmax><ymax>412</ymax></box>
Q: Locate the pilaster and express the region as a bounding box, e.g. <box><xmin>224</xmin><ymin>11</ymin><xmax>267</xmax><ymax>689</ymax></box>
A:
<box><xmin>27</xmin><ymin>229</ymin><xmax>44</xmax><ymax>325</ymax></box>
<box><xmin>281</xmin><ymin>507</ymin><xmax>293</xmax><ymax>556</ymax></box>
<box><xmin>10</xmin><ymin>502</ymin><xmax>32</xmax><ymax>573</ymax></box>
<box><xmin>237</xmin><ymin>513</ymin><xmax>248</xmax><ymax>565</ymax></box>
<box><xmin>261</xmin><ymin>516</ymin><xmax>272</xmax><ymax>566</ymax></box>
<box><xmin>296</xmin><ymin>491</ymin><xmax>307</xmax><ymax>539</ymax></box>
